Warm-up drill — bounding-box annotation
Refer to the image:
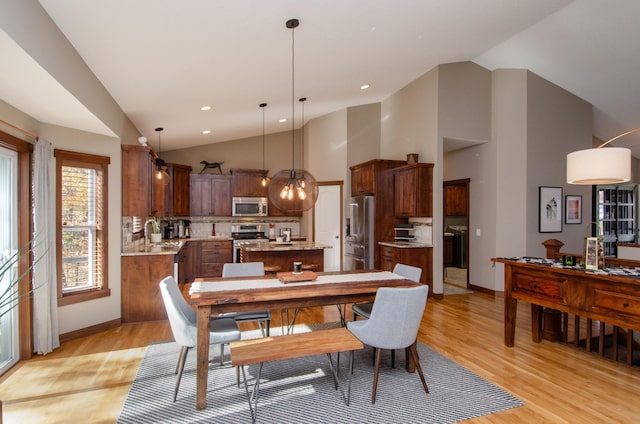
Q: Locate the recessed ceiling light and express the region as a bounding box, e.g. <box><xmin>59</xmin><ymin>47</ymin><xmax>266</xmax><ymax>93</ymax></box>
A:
<box><xmin>201</xmin><ymin>106</ymin><xmax>212</xmax><ymax>111</ymax></box>
<box><xmin>202</xmin><ymin>130</ymin><xmax>211</xmax><ymax>135</ymax></box>
<box><xmin>279</xmin><ymin>118</ymin><xmax>287</xmax><ymax>123</ymax></box>
<box><xmin>360</xmin><ymin>84</ymin><xmax>370</xmax><ymax>90</ymax></box>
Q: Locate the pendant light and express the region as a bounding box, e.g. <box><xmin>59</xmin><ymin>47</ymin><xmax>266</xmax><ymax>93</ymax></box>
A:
<box><xmin>155</xmin><ymin>127</ymin><xmax>170</xmax><ymax>186</ymax></box>
<box><xmin>259</xmin><ymin>102</ymin><xmax>270</xmax><ymax>187</ymax></box>
<box><xmin>268</xmin><ymin>18</ymin><xmax>318</xmax><ymax>212</ymax></box>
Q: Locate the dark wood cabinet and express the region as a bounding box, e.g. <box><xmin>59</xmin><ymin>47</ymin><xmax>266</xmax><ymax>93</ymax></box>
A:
<box><xmin>178</xmin><ymin>241</ymin><xmax>198</xmax><ymax>284</ymax></box>
<box><xmin>198</xmin><ymin>240</ymin><xmax>233</xmax><ymax>278</ymax></box>
<box><xmin>169</xmin><ymin>164</ymin><xmax>192</xmax><ymax>217</ymax></box>
<box><xmin>268</xmin><ymin>197</ymin><xmax>303</xmax><ymax>217</ymax></box>
<box><xmin>351</xmin><ymin>163</ymin><xmax>376</xmax><ymax>196</ymax></box>
<box><xmin>231</xmin><ymin>168</ymin><xmax>268</xmax><ymax>197</ymax></box>
<box><xmin>444</xmin><ymin>183</ymin><xmax>468</xmax><ymax>216</ymax></box>
<box><xmin>190</xmin><ymin>174</ymin><xmax>232</xmax><ymax>216</ymax></box>
<box><xmin>121</xmin><ymin>254</ymin><xmax>174</xmax><ymax>322</ymax></box>
<box><xmin>393</xmin><ymin>163</ymin><xmax>433</xmax><ymax>218</ymax></box>
<box><xmin>121</xmin><ymin>145</ymin><xmax>153</xmax><ymax>217</ymax></box>
<box><xmin>379</xmin><ymin>245</ymin><xmax>433</xmax><ymax>294</ymax></box>
<box><xmin>443</xmin><ymin>235</ymin><xmax>454</xmax><ymax>267</ymax></box>
<box><xmin>350</xmin><ymin>159</ymin><xmax>406</xmax><ymax>197</ymax></box>
<box><xmin>350</xmin><ymin>159</ymin><xmax>407</xmax><ymax>268</ymax></box>
<box><xmin>122</xmin><ymin>145</ymin><xmax>191</xmax><ymax>218</ymax></box>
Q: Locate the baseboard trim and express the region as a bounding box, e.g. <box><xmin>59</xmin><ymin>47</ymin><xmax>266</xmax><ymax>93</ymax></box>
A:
<box><xmin>468</xmin><ymin>283</ymin><xmax>496</xmax><ymax>297</ymax></box>
<box><xmin>59</xmin><ymin>318</ymin><xmax>122</xmax><ymax>344</ymax></box>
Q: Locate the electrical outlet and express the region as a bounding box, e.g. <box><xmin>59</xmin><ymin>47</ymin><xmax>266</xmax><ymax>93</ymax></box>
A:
<box><xmin>476</xmin><ymin>228</ymin><xmax>481</xmax><ymax>237</ymax></box>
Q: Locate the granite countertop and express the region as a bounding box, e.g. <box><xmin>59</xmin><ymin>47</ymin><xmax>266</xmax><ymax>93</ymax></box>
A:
<box><xmin>379</xmin><ymin>240</ymin><xmax>433</xmax><ymax>248</ymax></box>
<box><xmin>121</xmin><ymin>240</ymin><xmax>185</xmax><ymax>256</ymax></box>
<box><xmin>242</xmin><ymin>241</ymin><xmax>332</xmax><ymax>252</ymax></box>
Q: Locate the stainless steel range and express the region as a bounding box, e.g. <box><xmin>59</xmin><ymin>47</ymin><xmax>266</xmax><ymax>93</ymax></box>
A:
<box><xmin>231</xmin><ymin>223</ymin><xmax>268</xmax><ymax>263</ymax></box>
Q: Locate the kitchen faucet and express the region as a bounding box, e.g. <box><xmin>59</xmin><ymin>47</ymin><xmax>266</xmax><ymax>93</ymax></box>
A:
<box><xmin>143</xmin><ymin>219</ymin><xmax>156</xmax><ymax>246</ymax></box>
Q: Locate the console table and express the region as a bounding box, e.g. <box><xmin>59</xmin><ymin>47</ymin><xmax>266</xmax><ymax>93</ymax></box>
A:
<box><xmin>493</xmin><ymin>258</ymin><xmax>640</xmax><ymax>362</ymax></box>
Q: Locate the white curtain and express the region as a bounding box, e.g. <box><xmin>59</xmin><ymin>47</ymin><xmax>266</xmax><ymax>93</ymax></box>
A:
<box><xmin>33</xmin><ymin>138</ymin><xmax>59</xmax><ymax>354</ymax></box>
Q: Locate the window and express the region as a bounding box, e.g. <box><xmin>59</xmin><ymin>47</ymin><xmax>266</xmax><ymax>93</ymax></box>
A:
<box><xmin>55</xmin><ymin>150</ymin><xmax>110</xmax><ymax>305</ymax></box>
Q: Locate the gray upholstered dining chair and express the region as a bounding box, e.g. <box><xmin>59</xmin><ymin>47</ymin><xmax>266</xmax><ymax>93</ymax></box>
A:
<box><xmin>347</xmin><ymin>284</ymin><xmax>429</xmax><ymax>403</ymax></box>
<box><xmin>159</xmin><ymin>276</ymin><xmax>241</xmax><ymax>402</ymax></box>
<box><xmin>221</xmin><ymin>262</ymin><xmax>272</xmax><ymax>336</ymax></box>
<box><xmin>352</xmin><ymin>263</ymin><xmax>422</xmax><ymax>320</ymax></box>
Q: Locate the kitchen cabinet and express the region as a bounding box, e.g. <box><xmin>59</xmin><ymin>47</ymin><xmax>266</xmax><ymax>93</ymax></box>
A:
<box><xmin>178</xmin><ymin>241</ymin><xmax>197</xmax><ymax>284</ymax></box>
<box><xmin>169</xmin><ymin>163</ymin><xmax>192</xmax><ymax>217</ymax></box>
<box><xmin>350</xmin><ymin>159</ymin><xmax>407</xmax><ymax>197</ymax></box>
<box><xmin>379</xmin><ymin>244</ymin><xmax>433</xmax><ymax>294</ymax></box>
<box><xmin>121</xmin><ymin>254</ymin><xmax>174</xmax><ymax>322</ymax></box>
<box><xmin>444</xmin><ymin>184</ymin><xmax>468</xmax><ymax>216</ymax></box>
<box><xmin>190</xmin><ymin>174</ymin><xmax>232</xmax><ymax>216</ymax></box>
<box><xmin>350</xmin><ymin>159</ymin><xmax>407</xmax><ymax>268</ymax></box>
<box><xmin>268</xmin><ymin>197</ymin><xmax>303</xmax><ymax>217</ymax></box>
<box><xmin>231</xmin><ymin>168</ymin><xmax>268</xmax><ymax>197</ymax></box>
<box><xmin>443</xmin><ymin>235</ymin><xmax>454</xmax><ymax>267</ymax></box>
<box><xmin>121</xmin><ymin>145</ymin><xmax>153</xmax><ymax>217</ymax></box>
<box><xmin>198</xmin><ymin>240</ymin><xmax>233</xmax><ymax>278</ymax></box>
<box><xmin>393</xmin><ymin>163</ymin><xmax>433</xmax><ymax>218</ymax></box>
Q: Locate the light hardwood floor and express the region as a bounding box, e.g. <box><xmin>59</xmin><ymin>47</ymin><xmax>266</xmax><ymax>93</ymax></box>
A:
<box><xmin>2</xmin><ymin>292</ymin><xmax>640</xmax><ymax>423</ymax></box>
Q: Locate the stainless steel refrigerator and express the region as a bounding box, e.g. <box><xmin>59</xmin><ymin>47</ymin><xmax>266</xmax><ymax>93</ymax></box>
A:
<box><xmin>344</xmin><ymin>196</ymin><xmax>374</xmax><ymax>270</ymax></box>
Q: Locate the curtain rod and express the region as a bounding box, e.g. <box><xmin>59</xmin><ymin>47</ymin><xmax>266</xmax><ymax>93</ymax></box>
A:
<box><xmin>0</xmin><ymin>119</ymin><xmax>38</xmax><ymax>140</ymax></box>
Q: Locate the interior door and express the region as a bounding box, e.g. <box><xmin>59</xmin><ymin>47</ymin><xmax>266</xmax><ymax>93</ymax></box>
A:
<box><xmin>313</xmin><ymin>184</ymin><xmax>342</xmax><ymax>272</ymax></box>
<box><xmin>0</xmin><ymin>146</ymin><xmax>19</xmax><ymax>374</ymax></box>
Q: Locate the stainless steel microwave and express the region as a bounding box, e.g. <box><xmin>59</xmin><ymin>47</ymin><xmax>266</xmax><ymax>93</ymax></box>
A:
<box><xmin>232</xmin><ymin>197</ymin><xmax>268</xmax><ymax>217</ymax></box>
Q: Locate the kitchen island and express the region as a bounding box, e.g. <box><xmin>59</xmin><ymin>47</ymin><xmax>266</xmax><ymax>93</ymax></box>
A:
<box><xmin>241</xmin><ymin>241</ymin><xmax>331</xmax><ymax>272</ymax></box>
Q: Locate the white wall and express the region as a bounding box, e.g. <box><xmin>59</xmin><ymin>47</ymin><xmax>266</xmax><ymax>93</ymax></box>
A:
<box><xmin>39</xmin><ymin>124</ymin><xmax>123</xmax><ymax>334</ymax></box>
<box><xmin>525</xmin><ymin>71</ymin><xmax>593</xmax><ymax>256</ymax></box>
<box><xmin>492</xmin><ymin>69</ymin><xmax>528</xmax><ymax>290</ymax></box>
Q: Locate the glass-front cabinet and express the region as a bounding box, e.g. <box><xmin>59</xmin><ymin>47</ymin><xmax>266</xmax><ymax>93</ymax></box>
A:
<box><xmin>595</xmin><ymin>184</ymin><xmax>637</xmax><ymax>257</ymax></box>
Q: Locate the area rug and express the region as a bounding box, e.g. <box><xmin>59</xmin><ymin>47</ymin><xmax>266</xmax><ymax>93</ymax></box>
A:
<box><xmin>118</xmin><ymin>324</ymin><xmax>522</xmax><ymax>423</ymax></box>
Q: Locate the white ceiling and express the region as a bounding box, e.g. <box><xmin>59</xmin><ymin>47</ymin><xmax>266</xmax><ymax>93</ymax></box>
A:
<box><xmin>2</xmin><ymin>1</ymin><xmax>640</xmax><ymax>155</ymax></box>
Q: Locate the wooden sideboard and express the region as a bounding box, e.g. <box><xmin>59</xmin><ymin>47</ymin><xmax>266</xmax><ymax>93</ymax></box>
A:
<box><xmin>493</xmin><ymin>258</ymin><xmax>640</xmax><ymax>365</ymax></box>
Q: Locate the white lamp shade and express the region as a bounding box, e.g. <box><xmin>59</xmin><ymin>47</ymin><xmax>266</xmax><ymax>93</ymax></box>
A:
<box><xmin>566</xmin><ymin>147</ymin><xmax>631</xmax><ymax>185</ymax></box>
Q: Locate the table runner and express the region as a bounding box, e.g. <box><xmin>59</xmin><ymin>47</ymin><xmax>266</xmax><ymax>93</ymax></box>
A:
<box><xmin>189</xmin><ymin>271</ymin><xmax>402</xmax><ymax>294</ymax></box>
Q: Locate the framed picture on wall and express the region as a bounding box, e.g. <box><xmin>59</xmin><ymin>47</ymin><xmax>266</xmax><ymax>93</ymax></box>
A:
<box><xmin>565</xmin><ymin>195</ymin><xmax>582</xmax><ymax>224</ymax></box>
<box><xmin>539</xmin><ymin>186</ymin><xmax>563</xmax><ymax>233</ymax></box>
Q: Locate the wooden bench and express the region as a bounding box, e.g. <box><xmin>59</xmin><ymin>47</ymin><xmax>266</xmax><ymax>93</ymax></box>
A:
<box><xmin>231</xmin><ymin>327</ymin><xmax>364</xmax><ymax>422</ymax></box>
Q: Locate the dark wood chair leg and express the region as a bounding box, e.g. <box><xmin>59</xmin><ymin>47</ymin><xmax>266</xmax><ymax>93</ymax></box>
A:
<box><xmin>371</xmin><ymin>347</ymin><xmax>383</xmax><ymax>404</ymax></box>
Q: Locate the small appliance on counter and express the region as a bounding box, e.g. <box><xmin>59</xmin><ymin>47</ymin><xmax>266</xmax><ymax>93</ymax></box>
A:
<box><xmin>164</xmin><ymin>221</ymin><xmax>175</xmax><ymax>239</ymax></box>
<box><xmin>183</xmin><ymin>220</ymin><xmax>191</xmax><ymax>238</ymax></box>
<box><xmin>280</xmin><ymin>228</ymin><xmax>292</xmax><ymax>242</ymax></box>
<box><xmin>394</xmin><ymin>223</ymin><xmax>415</xmax><ymax>242</ymax></box>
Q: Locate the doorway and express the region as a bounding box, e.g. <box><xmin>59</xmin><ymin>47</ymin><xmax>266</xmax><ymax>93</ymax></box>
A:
<box><xmin>0</xmin><ymin>145</ymin><xmax>19</xmax><ymax>374</ymax></box>
<box><xmin>312</xmin><ymin>182</ymin><xmax>343</xmax><ymax>272</ymax></box>
<box><xmin>443</xmin><ymin>179</ymin><xmax>470</xmax><ymax>294</ymax></box>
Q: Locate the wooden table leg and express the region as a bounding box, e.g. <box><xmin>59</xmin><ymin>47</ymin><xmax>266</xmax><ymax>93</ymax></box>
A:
<box><xmin>504</xmin><ymin>265</ymin><xmax>517</xmax><ymax>347</ymax></box>
<box><xmin>405</xmin><ymin>341</ymin><xmax>417</xmax><ymax>373</ymax></box>
<box><xmin>531</xmin><ymin>304</ymin><xmax>543</xmax><ymax>343</ymax></box>
<box><xmin>196</xmin><ymin>306</ymin><xmax>210</xmax><ymax>410</ymax></box>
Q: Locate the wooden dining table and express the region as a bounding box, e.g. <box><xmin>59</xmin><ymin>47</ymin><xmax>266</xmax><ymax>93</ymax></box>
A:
<box><xmin>189</xmin><ymin>270</ymin><xmax>421</xmax><ymax>410</ymax></box>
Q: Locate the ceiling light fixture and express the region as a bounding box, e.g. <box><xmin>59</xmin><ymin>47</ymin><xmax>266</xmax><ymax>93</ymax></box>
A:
<box><xmin>260</xmin><ymin>102</ymin><xmax>270</xmax><ymax>187</ymax></box>
<box><xmin>155</xmin><ymin>127</ymin><xmax>170</xmax><ymax>186</ymax></box>
<box><xmin>360</xmin><ymin>84</ymin><xmax>370</xmax><ymax>90</ymax></box>
<box><xmin>201</xmin><ymin>106</ymin><xmax>212</xmax><ymax>111</ymax></box>
<box><xmin>202</xmin><ymin>130</ymin><xmax>211</xmax><ymax>135</ymax></box>
<box><xmin>268</xmin><ymin>18</ymin><xmax>319</xmax><ymax>213</ymax></box>
<box><xmin>566</xmin><ymin>128</ymin><xmax>639</xmax><ymax>185</ymax></box>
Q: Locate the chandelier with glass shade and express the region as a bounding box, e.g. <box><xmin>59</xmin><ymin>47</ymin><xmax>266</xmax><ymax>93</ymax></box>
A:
<box><xmin>267</xmin><ymin>18</ymin><xmax>318</xmax><ymax>212</ymax></box>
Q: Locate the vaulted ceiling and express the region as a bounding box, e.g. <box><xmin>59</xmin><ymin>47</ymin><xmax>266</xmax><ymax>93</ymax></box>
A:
<box><xmin>2</xmin><ymin>1</ymin><xmax>640</xmax><ymax>154</ymax></box>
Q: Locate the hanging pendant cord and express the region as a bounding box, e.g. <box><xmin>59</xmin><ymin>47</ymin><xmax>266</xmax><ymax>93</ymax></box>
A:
<box><xmin>291</xmin><ymin>21</ymin><xmax>296</xmax><ymax>170</ymax></box>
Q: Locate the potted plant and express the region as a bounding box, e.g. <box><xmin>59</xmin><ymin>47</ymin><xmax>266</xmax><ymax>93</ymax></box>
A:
<box><xmin>150</xmin><ymin>217</ymin><xmax>162</xmax><ymax>243</ymax></box>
